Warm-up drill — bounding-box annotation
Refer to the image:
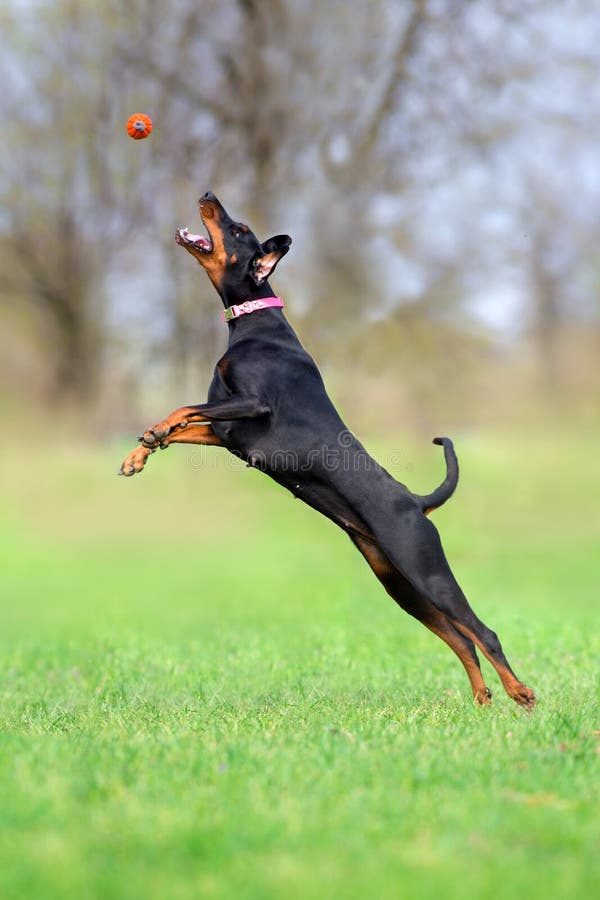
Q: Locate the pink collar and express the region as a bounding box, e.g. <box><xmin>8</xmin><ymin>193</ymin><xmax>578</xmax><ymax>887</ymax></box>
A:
<box><xmin>222</xmin><ymin>296</ymin><xmax>284</xmax><ymax>322</ymax></box>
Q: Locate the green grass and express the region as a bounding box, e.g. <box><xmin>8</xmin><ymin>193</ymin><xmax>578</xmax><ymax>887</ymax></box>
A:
<box><xmin>0</xmin><ymin>428</ymin><xmax>598</xmax><ymax>899</ymax></box>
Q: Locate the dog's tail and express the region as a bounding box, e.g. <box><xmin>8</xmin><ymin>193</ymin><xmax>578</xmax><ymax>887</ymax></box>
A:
<box><xmin>416</xmin><ymin>437</ymin><xmax>459</xmax><ymax>515</ymax></box>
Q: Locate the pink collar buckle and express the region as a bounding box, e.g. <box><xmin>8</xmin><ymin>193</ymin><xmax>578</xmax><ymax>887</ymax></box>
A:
<box><xmin>222</xmin><ymin>296</ymin><xmax>284</xmax><ymax>322</ymax></box>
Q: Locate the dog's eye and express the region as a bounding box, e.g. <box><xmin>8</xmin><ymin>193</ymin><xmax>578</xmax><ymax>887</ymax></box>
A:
<box><xmin>232</xmin><ymin>228</ymin><xmax>241</xmax><ymax>240</ymax></box>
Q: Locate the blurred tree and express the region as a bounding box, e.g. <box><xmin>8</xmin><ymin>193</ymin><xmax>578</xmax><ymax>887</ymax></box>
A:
<box><xmin>0</xmin><ymin>1</ymin><xmax>153</xmax><ymax>406</ymax></box>
<box><xmin>1</xmin><ymin>0</ymin><xmax>599</xmax><ymax>425</ymax></box>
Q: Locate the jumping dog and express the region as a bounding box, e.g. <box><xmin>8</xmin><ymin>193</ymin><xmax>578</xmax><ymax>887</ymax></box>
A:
<box><xmin>120</xmin><ymin>192</ymin><xmax>536</xmax><ymax>709</ymax></box>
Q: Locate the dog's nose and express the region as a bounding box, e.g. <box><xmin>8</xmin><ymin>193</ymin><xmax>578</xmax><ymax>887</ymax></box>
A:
<box><xmin>201</xmin><ymin>191</ymin><xmax>216</xmax><ymax>202</ymax></box>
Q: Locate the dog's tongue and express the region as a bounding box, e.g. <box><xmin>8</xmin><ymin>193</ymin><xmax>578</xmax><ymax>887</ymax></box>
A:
<box><xmin>181</xmin><ymin>228</ymin><xmax>211</xmax><ymax>250</ymax></box>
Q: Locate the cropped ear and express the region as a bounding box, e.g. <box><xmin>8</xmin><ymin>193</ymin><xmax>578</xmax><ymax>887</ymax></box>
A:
<box><xmin>251</xmin><ymin>234</ymin><xmax>292</xmax><ymax>284</ymax></box>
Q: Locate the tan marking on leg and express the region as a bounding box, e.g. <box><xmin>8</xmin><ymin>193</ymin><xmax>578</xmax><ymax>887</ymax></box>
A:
<box><xmin>352</xmin><ymin>535</ymin><xmax>490</xmax><ymax>703</ymax></box>
<box><xmin>161</xmin><ymin>423</ymin><xmax>224</xmax><ymax>448</ymax></box>
<box><xmin>454</xmin><ymin>623</ymin><xmax>536</xmax><ymax>709</ymax></box>
<box><xmin>423</xmin><ymin>610</ymin><xmax>490</xmax><ymax>704</ymax></box>
<box><xmin>140</xmin><ymin>406</ymin><xmax>216</xmax><ymax>447</ymax></box>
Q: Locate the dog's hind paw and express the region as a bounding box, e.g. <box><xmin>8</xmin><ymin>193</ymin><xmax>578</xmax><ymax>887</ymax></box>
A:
<box><xmin>512</xmin><ymin>683</ymin><xmax>536</xmax><ymax>711</ymax></box>
<box><xmin>474</xmin><ymin>686</ymin><xmax>493</xmax><ymax>706</ymax></box>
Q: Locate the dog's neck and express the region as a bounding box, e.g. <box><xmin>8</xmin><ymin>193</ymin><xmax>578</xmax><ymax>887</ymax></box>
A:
<box><xmin>221</xmin><ymin>296</ymin><xmax>284</xmax><ymax>323</ymax></box>
<box><xmin>218</xmin><ymin>280</ymin><xmax>289</xmax><ymax>335</ymax></box>
<box><xmin>218</xmin><ymin>280</ymin><xmax>276</xmax><ymax>309</ymax></box>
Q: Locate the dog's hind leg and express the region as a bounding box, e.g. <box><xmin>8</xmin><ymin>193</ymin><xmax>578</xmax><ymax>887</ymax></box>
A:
<box><xmin>361</xmin><ymin>511</ymin><xmax>535</xmax><ymax>709</ymax></box>
<box><xmin>284</xmin><ymin>476</ymin><xmax>493</xmax><ymax>703</ymax></box>
<box><xmin>350</xmin><ymin>535</ymin><xmax>492</xmax><ymax>705</ymax></box>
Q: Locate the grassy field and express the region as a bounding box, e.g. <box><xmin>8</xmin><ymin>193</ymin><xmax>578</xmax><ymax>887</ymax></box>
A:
<box><xmin>0</xmin><ymin>427</ymin><xmax>598</xmax><ymax>899</ymax></box>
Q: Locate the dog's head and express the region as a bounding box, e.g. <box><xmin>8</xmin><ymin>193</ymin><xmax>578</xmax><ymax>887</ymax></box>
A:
<box><xmin>175</xmin><ymin>192</ymin><xmax>291</xmax><ymax>299</ymax></box>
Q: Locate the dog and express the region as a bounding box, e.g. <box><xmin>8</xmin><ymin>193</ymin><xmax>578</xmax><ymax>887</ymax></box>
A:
<box><xmin>120</xmin><ymin>192</ymin><xmax>535</xmax><ymax>709</ymax></box>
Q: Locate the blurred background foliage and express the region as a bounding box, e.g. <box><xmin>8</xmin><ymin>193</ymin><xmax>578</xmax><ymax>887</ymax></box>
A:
<box><xmin>1</xmin><ymin>0</ymin><xmax>599</xmax><ymax>437</ymax></box>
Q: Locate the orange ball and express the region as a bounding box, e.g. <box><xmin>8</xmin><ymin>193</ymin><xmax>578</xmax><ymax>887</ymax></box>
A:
<box><xmin>126</xmin><ymin>113</ymin><xmax>153</xmax><ymax>140</ymax></box>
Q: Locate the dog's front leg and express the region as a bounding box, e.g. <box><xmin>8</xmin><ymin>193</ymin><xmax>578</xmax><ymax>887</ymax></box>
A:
<box><xmin>119</xmin><ymin>396</ymin><xmax>270</xmax><ymax>476</ymax></box>
<box><xmin>119</xmin><ymin>423</ymin><xmax>225</xmax><ymax>476</ymax></box>
<box><xmin>138</xmin><ymin>397</ymin><xmax>271</xmax><ymax>449</ymax></box>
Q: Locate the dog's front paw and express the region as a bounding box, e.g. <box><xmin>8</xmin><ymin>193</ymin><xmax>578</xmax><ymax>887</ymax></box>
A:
<box><xmin>119</xmin><ymin>445</ymin><xmax>154</xmax><ymax>477</ymax></box>
<box><xmin>138</xmin><ymin>418</ymin><xmax>188</xmax><ymax>448</ymax></box>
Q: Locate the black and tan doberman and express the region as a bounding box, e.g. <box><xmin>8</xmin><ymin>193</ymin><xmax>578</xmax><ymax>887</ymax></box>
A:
<box><xmin>120</xmin><ymin>192</ymin><xmax>535</xmax><ymax>710</ymax></box>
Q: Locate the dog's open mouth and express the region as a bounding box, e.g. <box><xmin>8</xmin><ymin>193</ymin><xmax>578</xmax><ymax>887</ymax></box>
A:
<box><xmin>176</xmin><ymin>227</ymin><xmax>213</xmax><ymax>253</ymax></box>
